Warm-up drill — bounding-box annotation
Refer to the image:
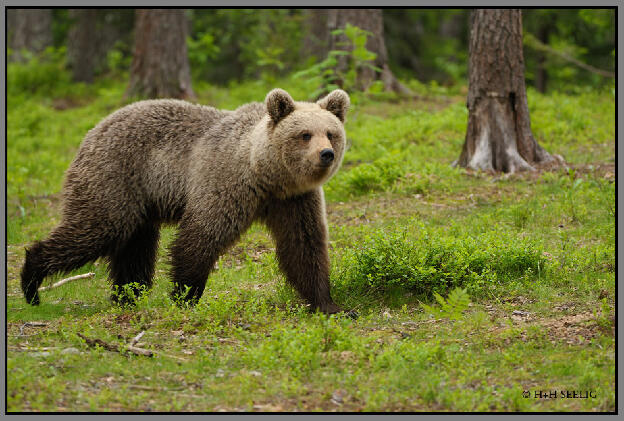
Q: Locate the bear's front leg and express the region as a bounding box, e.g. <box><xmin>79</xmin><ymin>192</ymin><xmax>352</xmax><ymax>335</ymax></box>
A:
<box><xmin>264</xmin><ymin>189</ymin><xmax>342</xmax><ymax>314</ymax></box>
<box><xmin>170</xmin><ymin>200</ymin><xmax>253</xmax><ymax>305</ymax></box>
<box><xmin>169</xmin><ymin>216</ymin><xmax>218</xmax><ymax>304</ymax></box>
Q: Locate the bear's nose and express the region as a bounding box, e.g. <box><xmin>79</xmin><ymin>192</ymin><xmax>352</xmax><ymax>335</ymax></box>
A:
<box><xmin>319</xmin><ymin>148</ymin><xmax>335</xmax><ymax>166</ymax></box>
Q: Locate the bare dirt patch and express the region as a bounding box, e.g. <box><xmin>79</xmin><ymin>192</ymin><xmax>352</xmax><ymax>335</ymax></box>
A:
<box><xmin>7</xmin><ymin>246</ymin><xmax>26</xmax><ymax>296</ymax></box>
<box><xmin>460</xmin><ymin>161</ymin><xmax>615</xmax><ymax>184</ymax></box>
<box><xmin>570</xmin><ymin>162</ymin><xmax>615</xmax><ymax>181</ymax></box>
<box><xmin>327</xmin><ymin>195</ymin><xmax>421</xmax><ymax>226</ymax></box>
<box><xmin>500</xmin><ymin>311</ymin><xmax>612</xmax><ymax>346</ymax></box>
<box><xmin>8</xmin><ymin>321</ymin><xmax>52</xmax><ymax>338</ymax></box>
<box><xmin>52</xmin><ymin>97</ymin><xmax>91</xmax><ymax>111</ymax></box>
<box><xmin>326</xmin><ymin>183</ymin><xmax>521</xmax><ymax>227</ymax></box>
<box><xmin>540</xmin><ymin>312</ymin><xmax>612</xmax><ymax>345</ymax></box>
<box><xmin>223</xmin><ymin>243</ymin><xmax>273</xmax><ymax>269</ymax></box>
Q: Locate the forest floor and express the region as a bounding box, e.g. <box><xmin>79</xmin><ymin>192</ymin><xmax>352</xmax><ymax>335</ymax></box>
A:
<box><xmin>6</xmin><ymin>77</ymin><xmax>615</xmax><ymax>412</ymax></box>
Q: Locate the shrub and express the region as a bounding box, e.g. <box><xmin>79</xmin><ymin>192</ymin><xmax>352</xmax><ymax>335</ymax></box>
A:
<box><xmin>343</xmin><ymin>157</ymin><xmax>405</xmax><ymax>194</ymax></box>
<box><xmin>293</xmin><ymin>23</ymin><xmax>380</xmax><ymax>99</ymax></box>
<box><xmin>421</xmin><ymin>287</ymin><xmax>471</xmax><ymax>320</ymax></box>
<box><xmin>8</xmin><ymin>47</ymin><xmax>74</xmax><ymax>98</ymax></box>
<box><xmin>333</xmin><ymin>225</ymin><xmax>547</xmax><ymax>301</ymax></box>
<box><xmin>326</xmin><ymin>152</ymin><xmax>411</xmax><ymax>199</ymax></box>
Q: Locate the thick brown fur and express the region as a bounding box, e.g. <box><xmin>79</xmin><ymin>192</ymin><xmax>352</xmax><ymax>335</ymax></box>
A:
<box><xmin>20</xmin><ymin>89</ymin><xmax>350</xmax><ymax>314</ymax></box>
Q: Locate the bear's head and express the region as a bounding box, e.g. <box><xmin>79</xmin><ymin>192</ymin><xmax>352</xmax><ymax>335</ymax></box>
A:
<box><xmin>262</xmin><ymin>88</ymin><xmax>350</xmax><ymax>197</ymax></box>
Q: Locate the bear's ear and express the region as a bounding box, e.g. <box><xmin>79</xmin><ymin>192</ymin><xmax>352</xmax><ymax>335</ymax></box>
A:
<box><xmin>317</xmin><ymin>89</ymin><xmax>350</xmax><ymax>123</ymax></box>
<box><xmin>266</xmin><ymin>89</ymin><xmax>295</xmax><ymax>124</ymax></box>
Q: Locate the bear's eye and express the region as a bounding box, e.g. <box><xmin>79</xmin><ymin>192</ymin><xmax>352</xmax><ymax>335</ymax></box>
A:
<box><xmin>327</xmin><ymin>132</ymin><xmax>333</xmax><ymax>141</ymax></box>
<box><xmin>302</xmin><ymin>133</ymin><xmax>312</xmax><ymax>141</ymax></box>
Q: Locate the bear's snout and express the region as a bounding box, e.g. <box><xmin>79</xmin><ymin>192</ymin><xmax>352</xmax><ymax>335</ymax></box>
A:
<box><xmin>319</xmin><ymin>148</ymin><xmax>335</xmax><ymax>166</ymax></box>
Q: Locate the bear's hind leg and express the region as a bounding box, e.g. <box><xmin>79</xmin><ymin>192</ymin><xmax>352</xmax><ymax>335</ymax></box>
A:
<box><xmin>109</xmin><ymin>222</ymin><xmax>160</xmax><ymax>305</ymax></box>
<box><xmin>21</xmin><ymin>241</ymin><xmax>49</xmax><ymax>305</ymax></box>
<box><xmin>21</xmin><ymin>224</ymin><xmax>112</xmax><ymax>305</ymax></box>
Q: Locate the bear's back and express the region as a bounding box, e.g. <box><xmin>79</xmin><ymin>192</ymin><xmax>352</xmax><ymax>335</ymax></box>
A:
<box><xmin>84</xmin><ymin>99</ymin><xmax>226</xmax><ymax>150</ymax></box>
<box><xmin>63</xmin><ymin>100</ymin><xmax>231</xmax><ymax>223</ymax></box>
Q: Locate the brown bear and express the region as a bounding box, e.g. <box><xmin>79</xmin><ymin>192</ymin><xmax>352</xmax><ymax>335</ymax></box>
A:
<box><xmin>20</xmin><ymin>88</ymin><xmax>350</xmax><ymax>315</ymax></box>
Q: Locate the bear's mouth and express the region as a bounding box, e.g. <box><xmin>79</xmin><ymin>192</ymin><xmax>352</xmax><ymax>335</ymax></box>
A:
<box><xmin>314</xmin><ymin>164</ymin><xmax>332</xmax><ymax>175</ymax></box>
<box><xmin>309</xmin><ymin>165</ymin><xmax>332</xmax><ymax>181</ymax></box>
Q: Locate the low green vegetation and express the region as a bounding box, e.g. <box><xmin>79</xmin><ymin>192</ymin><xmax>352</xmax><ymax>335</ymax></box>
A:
<box><xmin>6</xmin><ymin>66</ymin><xmax>615</xmax><ymax>411</ymax></box>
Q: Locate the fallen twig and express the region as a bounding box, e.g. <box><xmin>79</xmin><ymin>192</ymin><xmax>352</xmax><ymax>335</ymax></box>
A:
<box><xmin>23</xmin><ymin>321</ymin><xmax>49</xmax><ymax>327</ymax></box>
<box><xmin>130</xmin><ymin>331</ymin><xmax>146</xmax><ymax>346</ymax></box>
<box><xmin>15</xmin><ymin>321</ymin><xmax>49</xmax><ymax>337</ymax></box>
<box><xmin>400</xmin><ymin>319</ymin><xmax>444</xmax><ymax>328</ymax></box>
<box><xmin>8</xmin><ymin>346</ymin><xmax>61</xmax><ymax>352</ymax></box>
<box><xmin>125</xmin><ymin>345</ymin><xmax>154</xmax><ymax>357</ymax></box>
<box><xmin>157</xmin><ymin>351</ymin><xmax>189</xmax><ymax>362</ymax></box>
<box><xmin>77</xmin><ymin>333</ymin><xmax>154</xmax><ymax>357</ymax></box>
<box><xmin>77</xmin><ymin>333</ymin><xmax>119</xmax><ymax>352</ymax></box>
<box><xmin>39</xmin><ymin>272</ymin><xmax>95</xmax><ymax>292</ymax></box>
<box><xmin>77</xmin><ymin>330</ymin><xmax>188</xmax><ymax>361</ymax></box>
<box><xmin>128</xmin><ymin>385</ymin><xmax>187</xmax><ymax>392</ymax></box>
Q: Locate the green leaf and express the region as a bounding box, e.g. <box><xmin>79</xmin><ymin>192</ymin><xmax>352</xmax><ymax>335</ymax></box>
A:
<box><xmin>422</xmin><ymin>288</ymin><xmax>470</xmax><ymax>320</ymax></box>
<box><xmin>572</xmin><ymin>178</ymin><xmax>583</xmax><ymax>190</ymax></box>
<box><xmin>329</xmin><ymin>50</ymin><xmax>350</xmax><ymax>57</ymax></box>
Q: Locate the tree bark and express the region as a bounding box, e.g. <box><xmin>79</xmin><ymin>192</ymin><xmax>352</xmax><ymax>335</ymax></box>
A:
<box><xmin>456</xmin><ymin>9</ymin><xmax>559</xmax><ymax>173</ymax></box>
<box><xmin>127</xmin><ymin>9</ymin><xmax>194</xmax><ymax>99</ymax></box>
<box><xmin>534</xmin><ymin>22</ymin><xmax>551</xmax><ymax>93</ymax></box>
<box><xmin>8</xmin><ymin>9</ymin><xmax>52</xmax><ymax>62</ymax></box>
<box><xmin>326</xmin><ymin>9</ymin><xmax>409</xmax><ymax>94</ymax></box>
<box><xmin>67</xmin><ymin>10</ymin><xmax>99</xmax><ymax>83</ymax></box>
<box><xmin>302</xmin><ymin>9</ymin><xmax>329</xmax><ymax>61</ymax></box>
<box><xmin>67</xmin><ymin>10</ymin><xmax>134</xmax><ymax>83</ymax></box>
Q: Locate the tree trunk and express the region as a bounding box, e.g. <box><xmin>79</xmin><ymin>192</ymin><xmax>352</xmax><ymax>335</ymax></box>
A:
<box><xmin>534</xmin><ymin>22</ymin><xmax>551</xmax><ymax>93</ymax></box>
<box><xmin>456</xmin><ymin>9</ymin><xmax>560</xmax><ymax>173</ymax></box>
<box><xmin>127</xmin><ymin>9</ymin><xmax>194</xmax><ymax>99</ymax></box>
<box><xmin>302</xmin><ymin>9</ymin><xmax>329</xmax><ymax>61</ymax></box>
<box><xmin>8</xmin><ymin>9</ymin><xmax>52</xmax><ymax>62</ymax></box>
<box><xmin>67</xmin><ymin>10</ymin><xmax>99</xmax><ymax>83</ymax></box>
<box><xmin>67</xmin><ymin>10</ymin><xmax>133</xmax><ymax>83</ymax></box>
<box><xmin>327</xmin><ymin>9</ymin><xmax>409</xmax><ymax>94</ymax></box>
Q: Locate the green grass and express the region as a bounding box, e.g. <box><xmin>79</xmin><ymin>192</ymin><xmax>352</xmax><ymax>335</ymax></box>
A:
<box><xmin>6</xmin><ymin>70</ymin><xmax>615</xmax><ymax>412</ymax></box>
